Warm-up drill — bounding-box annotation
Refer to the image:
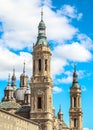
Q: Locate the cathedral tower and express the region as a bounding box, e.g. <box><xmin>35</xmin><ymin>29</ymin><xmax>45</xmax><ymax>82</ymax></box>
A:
<box><xmin>69</xmin><ymin>65</ymin><xmax>83</xmax><ymax>130</ymax></box>
<box><xmin>30</xmin><ymin>10</ymin><xmax>53</xmax><ymax>130</ymax></box>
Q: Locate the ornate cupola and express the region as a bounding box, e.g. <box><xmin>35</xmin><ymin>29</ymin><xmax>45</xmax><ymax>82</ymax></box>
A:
<box><xmin>72</xmin><ymin>64</ymin><xmax>79</xmax><ymax>86</ymax></box>
<box><xmin>69</xmin><ymin>65</ymin><xmax>83</xmax><ymax>130</ymax></box>
<box><xmin>20</xmin><ymin>62</ymin><xmax>28</xmax><ymax>88</ymax></box>
<box><xmin>36</xmin><ymin>9</ymin><xmax>47</xmax><ymax>46</ymax></box>
<box><xmin>11</xmin><ymin>67</ymin><xmax>16</xmax><ymax>90</ymax></box>
<box><xmin>2</xmin><ymin>74</ymin><xmax>15</xmax><ymax>102</ymax></box>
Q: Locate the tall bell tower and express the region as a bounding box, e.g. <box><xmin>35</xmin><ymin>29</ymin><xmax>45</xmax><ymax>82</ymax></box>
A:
<box><xmin>69</xmin><ymin>65</ymin><xmax>83</xmax><ymax>130</ymax></box>
<box><xmin>30</xmin><ymin>10</ymin><xmax>53</xmax><ymax>130</ymax></box>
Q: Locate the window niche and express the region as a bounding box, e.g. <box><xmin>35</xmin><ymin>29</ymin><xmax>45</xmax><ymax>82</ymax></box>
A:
<box><xmin>45</xmin><ymin>59</ymin><xmax>47</xmax><ymax>71</ymax></box>
<box><xmin>74</xmin><ymin>97</ymin><xmax>76</xmax><ymax>107</ymax></box>
<box><xmin>37</xmin><ymin>97</ymin><xmax>42</xmax><ymax>109</ymax></box>
<box><xmin>33</xmin><ymin>60</ymin><xmax>35</xmax><ymax>72</ymax></box>
<box><xmin>38</xmin><ymin>59</ymin><xmax>41</xmax><ymax>71</ymax></box>
<box><xmin>74</xmin><ymin>118</ymin><xmax>77</xmax><ymax>127</ymax></box>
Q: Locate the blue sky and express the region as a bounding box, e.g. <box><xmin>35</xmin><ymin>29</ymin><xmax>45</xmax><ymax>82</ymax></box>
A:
<box><xmin>0</xmin><ymin>0</ymin><xmax>93</xmax><ymax>130</ymax></box>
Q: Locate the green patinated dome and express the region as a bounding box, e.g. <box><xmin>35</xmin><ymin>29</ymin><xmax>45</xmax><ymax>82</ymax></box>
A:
<box><xmin>72</xmin><ymin>82</ymin><xmax>80</xmax><ymax>88</ymax></box>
<box><xmin>38</xmin><ymin>19</ymin><xmax>46</xmax><ymax>29</ymax></box>
<box><xmin>36</xmin><ymin>37</ymin><xmax>48</xmax><ymax>45</ymax></box>
<box><xmin>5</xmin><ymin>85</ymin><xmax>13</xmax><ymax>90</ymax></box>
<box><xmin>35</xmin><ymin>10</ymin><xmax>48</xmax><ymax>46</ymax></box>
<box><xmin>0</xmin><ymin>101</ymin><xmax>21</xmax><ymax>109</ymax></box>
<box><xmin>16</xmin><ymin>105</ymin><xmax>31</xmax><ymax>113</ymax></box>
<box><xmin>71</xmin><ymin>64</ymin><xmax>80</xmax><ymax>88</ymax></box>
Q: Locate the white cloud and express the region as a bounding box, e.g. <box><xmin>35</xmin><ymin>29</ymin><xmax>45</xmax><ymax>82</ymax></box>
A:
<box><xmin>51</xmin><ymin>40</ymin><xmax>92</xmax><ymax>78</ymax></box>
<box><xmin>51</xmin><ymin>56</ymin><xmax>67</xmax><ymax>78</ymax></box>
<box><xmin>59</xmin><ymin>76</ymin><xmax>72</xmax><ymax>84</ymax></box>
<box><xmin>42</xmin><ymin>0</ymin><xmax>53</xmax><ymax>8</ymax></box>
<box><xmin>45</xmin><ymin>6</ymin><xmax>77</xmax><ymax>42</ymax></box>
<box><xmin>53</xmin><ymin>86</ymin><xmax>62</xmax><ymax>94</ymax></box>
<box><xmin>0</xmin><ymin>0</ymin><xmax>78</xmax><ymax>50</ymax></box>
<box><xmin>57</xmin><ymin>5</ymin><xmax>83</xmax><ymax>20</ymax></box>
<box><xmin>56</xmin><ymin>70</ymin><xmax>72</xmax><ymax>84</ymax></box>
<box><xmin>53</xmin><ymin>42</ymin><xmax>92</xmax><ymax>62</ymax></box>
<box><xmin>77</xmin><ymin>13</ymin><xmax>83</xmax><ymax>20</ymax></box>
<box><xmin>0</xmin><ymin>45</ymin><xmax>32</xmax><ymax>80</ymax></box>
<box><xmin>77</xmin><ymin>34</ymin><xmax>93</xmax><ymax>50</ymax></box>
<box><xmin>56</xmin><ymin>70</ymin><xmax>88</xmax><ymax>84</ymax></box>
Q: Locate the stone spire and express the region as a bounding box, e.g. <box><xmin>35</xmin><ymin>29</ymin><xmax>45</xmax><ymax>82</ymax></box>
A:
<box><xmin>11</xmin><ymin>67</ymin><xmax>16</xmax><ymax>90</ymax></box>
<box><xmin>41</xmin><ymin>8</ymin><xmax>43</xmax><ymax>21</ymax></box>
<box><xmin>58</xmin><ymin>105</ymin><xmax>63</xmax><ymax>121</ymax></box>
<box><xmin>8</xmin><ymin>73</ymin><xmax>11</xmax><ymax>86</ymax></box>
<box><xmin>23</xmin><ymin>62</ymin><xmax>26</xmax><ymax>75</ymax></box>
<box><xmin>72</xmin><ymin>64</ymin><xmax>80</xmax><ymax>88</ymax></box>
<box><xmin>59</xmin><ymin>105</ymin><xmax>62</xmax><ymax>113</ymax></box>
<box><xmin>20</xmin><ymin>62</ymin><xmax>28</xmax><ymax>88</ymax></box>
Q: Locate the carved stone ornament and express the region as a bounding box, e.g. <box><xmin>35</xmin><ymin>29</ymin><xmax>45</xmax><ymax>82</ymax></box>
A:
<box><xmin>37</xmin><ymin>89</ymin><xmax>44</xmax><ymax>95</ymax></box>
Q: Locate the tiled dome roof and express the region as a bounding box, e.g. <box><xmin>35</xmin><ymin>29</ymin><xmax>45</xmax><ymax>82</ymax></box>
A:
<box><xmin>0</xmin><ymin>101</ymin><xmax>21</xmax><ymax>109</ymax></box>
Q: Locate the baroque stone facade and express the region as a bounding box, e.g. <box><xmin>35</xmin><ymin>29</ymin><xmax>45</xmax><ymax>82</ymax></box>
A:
<box><xmin>0</xmin><ymin>10</ymin><xmax>83</xmax><ymax>130</ymax></box>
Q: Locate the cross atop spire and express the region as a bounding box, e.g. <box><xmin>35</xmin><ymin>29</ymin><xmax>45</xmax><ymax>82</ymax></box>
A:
<box><xmin>74</xmin><ymin>64</ymin><xmax>76</xmax><ymax>72</ymax></box>
<box><xmin>59</xmin><ymin>104</ymin><xmax>62</xmax><ymax>113</ymax></box>
<box><xmin>73</xmin><ymin>64</ymin><xmax>78</xmax><ymax>83</ymax></box>
<box><xmin>41</xmin><ymin>8</ymin><xmax>43</xmax><ymax>21</ymax></box>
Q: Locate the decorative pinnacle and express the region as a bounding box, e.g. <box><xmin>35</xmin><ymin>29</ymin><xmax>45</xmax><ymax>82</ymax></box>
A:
<box><xmin>23</xmin><ymin>62</ymin><xmax>26</xmax><ymax>74</ymax></box>
<box><xmin>13</xmin><ymin>66</ymin><xmax>15</xmax><ymax>76</ymax></box>
<box><xmin>74</xmin><ymin>64</ymin><xmax>76</xmax><ymax>72</ymax></box>
<box><xmin>73</xmin><ymin>64</ymin><xmax>78</xmax><ymax>84</ymax></box>
<box><xmin>41</xmin><ymin>8</ymin><xmax>43</xmax><ymax>21</ymax></box>
<box><xmin>59</xmin><ymin>105</ymin><xmax>62</xmax><ymax>113</ymax></box>
<box><xmin>8</xmin><ymin>73</ymin><xmax>11</xmax><ymax>86</ymax></box>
